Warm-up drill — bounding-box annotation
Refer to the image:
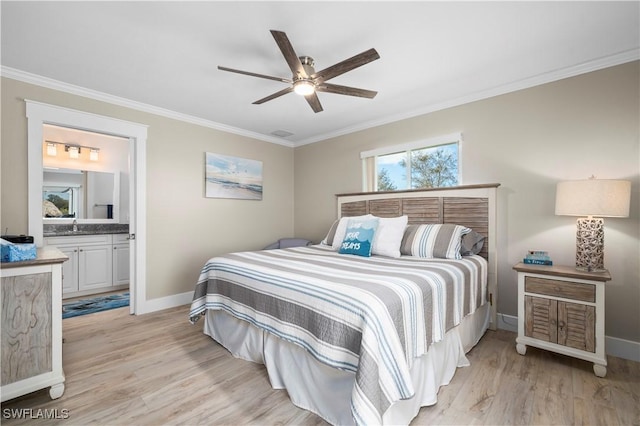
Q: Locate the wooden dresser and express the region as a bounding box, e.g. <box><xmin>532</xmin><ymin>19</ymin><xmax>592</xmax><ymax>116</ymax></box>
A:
<box><xmin>513</xmin><ymin>262</ymin><xmax>610</xmax><ymax>377</ymax></box>
<box><xmin>1</xmin><ymin>247</ymin><xmax>68</xmax><ymax>401</ymax></box>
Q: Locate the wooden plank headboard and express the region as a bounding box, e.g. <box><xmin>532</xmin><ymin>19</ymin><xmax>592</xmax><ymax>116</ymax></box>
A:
<box><xmin>336</xmin><ymin>183</ymin><xmax>500</xmax><ymax>330</ymax></box>
<box><xmin>340</xmin><ymin>195</ymin><xmax>490</xmax><ymax>260</ymax></box>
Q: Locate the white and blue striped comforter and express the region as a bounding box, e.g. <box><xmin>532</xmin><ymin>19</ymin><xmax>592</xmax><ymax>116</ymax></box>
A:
<box><xmin>189</xmin><ymin>245</ymin><xmax>487</xmax><ymax>425</ymax></box>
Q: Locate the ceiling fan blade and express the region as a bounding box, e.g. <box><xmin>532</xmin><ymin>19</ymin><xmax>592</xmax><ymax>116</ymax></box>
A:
<box><xmin>305</xmin><ymin>92</ymin><xmax>323</xmax><ymax>113</ymax></box>
<box><xmin>311</xmin><ymin>48</ymin><xmax>380</xmax><ymax>82</ymax></box>
<box><xmin>270</xmin><ymin>30</ymin><xmax>307</xmax><ymax>79</ymax></box>
<box><xmin>316</xmin><ymin>83</ymin><xmax>378</xmax><ymax>99</ymax></box>
<box><xmin>252</xmin><ymin>87</ymin><xmax>294</xmax><ymax>104</ymax></box>
<box><xmin>218</xmin><ymin>66</ymin><xmax>291</xmax><ymax>84</ymax></box>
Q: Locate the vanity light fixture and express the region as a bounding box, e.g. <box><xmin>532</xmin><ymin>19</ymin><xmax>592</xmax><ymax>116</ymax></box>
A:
<box><xmin>89</xmin><ymin>148</ymin><xmax>100</xmax><ymax>161</ymax></box>
<box><xmin>46</xmin><ymin>142</ymin><xmax>57</xmax><ymax>156</ymax></box>
<box><xmin>45</xmin><ymin>140</ymin><xmax>101</xmax><ymax>162</ymax></box>
<box><xmin>65</xmin><ymin>144</ymin><xmax>81</xmax><ymax>159</ymax></box>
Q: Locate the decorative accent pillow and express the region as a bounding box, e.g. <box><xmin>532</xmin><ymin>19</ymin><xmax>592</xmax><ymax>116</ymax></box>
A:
<box><xmin>400</xmin><ymin>224</ymin><xmax>471</xmax><ymax>259</ymax></box>
<box><xmin>321</xmin><ymin>220</ymin><xmax>340</xmax><ymax>246</ymax></box>
<box><xmin>371</xmin><ymin>215</ymin><xmax>408</xmax><ymax>258</ymax></box>
<box><xmin>330</xmin><ymin>214</ymin><xmax>374</xmax><ymax>251</ymax></box>
<box><xmin>460</xmin><ymin>230</ymin><xmax>485</xmax><ymax>256</ymax></box>
<box><xmin>338</xmin><ymin>217</ymin><xmax>379</xmax><ymax>257</ymax></box>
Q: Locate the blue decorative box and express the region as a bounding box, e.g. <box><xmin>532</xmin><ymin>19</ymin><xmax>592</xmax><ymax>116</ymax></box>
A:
<box><xmin>1</xmin><ymin>238</ymin><xmax>37</xmax><ymax>262</ymax></box>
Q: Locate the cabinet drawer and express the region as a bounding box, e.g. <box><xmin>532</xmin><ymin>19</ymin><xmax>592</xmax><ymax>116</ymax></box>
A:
<box><xmin>112</xmin><ymin>233</ymin><xmax>130</xmax><ymax>243</ymax></box>
<box><xmin>45</xmin><ymin>234</ymin><xmax>112</xmax><ymax>246</ymax></box>
<box><xmin>525</xmin><ymin>276</ymin><xmax>595</xmax><ymax>302</ymax></box>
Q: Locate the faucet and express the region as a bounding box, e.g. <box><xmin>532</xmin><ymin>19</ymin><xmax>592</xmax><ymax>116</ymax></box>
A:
<box><xmin>72</xmin><ymin>219</ymin><xmax>78</xmax><ymax>232</ymax></box>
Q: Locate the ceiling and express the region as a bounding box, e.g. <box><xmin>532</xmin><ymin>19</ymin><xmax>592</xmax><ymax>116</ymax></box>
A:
<box><xmin>2</xmin><ymin>2</ymin><xmax>639</xmax><ymax>147</ymax></box>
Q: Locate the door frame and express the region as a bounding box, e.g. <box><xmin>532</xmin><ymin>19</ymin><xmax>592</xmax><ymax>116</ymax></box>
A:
<box><xmin>26</xmin><ymin>100</ymin><xmax>147</xmax><ymax>314</ymax></box>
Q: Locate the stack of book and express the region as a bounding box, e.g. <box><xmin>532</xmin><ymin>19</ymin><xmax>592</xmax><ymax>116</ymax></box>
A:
<box><xmin>523</xmin><ymin>250</ymin><xmax>553</xmax><ymax>265</ymax></box>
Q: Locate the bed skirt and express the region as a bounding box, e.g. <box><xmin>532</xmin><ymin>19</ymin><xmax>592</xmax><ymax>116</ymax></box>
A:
<box><xmin>204</xmin><ymin>302</ymin><xmax>490</xmax><ymax>425</ymax></box>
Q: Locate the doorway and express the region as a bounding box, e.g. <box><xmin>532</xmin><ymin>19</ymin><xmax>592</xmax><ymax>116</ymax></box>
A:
<box><xmin>26</xmin><ymin>100</ymin><xmax>147</xmax><ymax>314</ymax></box>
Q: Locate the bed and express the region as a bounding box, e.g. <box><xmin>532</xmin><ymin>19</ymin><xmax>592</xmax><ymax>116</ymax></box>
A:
<box><xmin>190</xmin><ymin>184</ymin><xmax>499</xmax><ymax>425</ymax></box>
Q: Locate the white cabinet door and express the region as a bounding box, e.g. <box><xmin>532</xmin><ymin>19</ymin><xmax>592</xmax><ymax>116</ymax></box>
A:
<box><xmin>112</xmin><ymin>244</ymin><xmax>130</xmax><ymax>286</ymax></box>
<box><xmin>59</xmin><ymin>246</ymin><xmax>79</xmax><ymax>294</ymax></box>
<box><xmin>78</xmin><ymin>244</ymin><xmax>113</xmax><ymax>291</ymax></box>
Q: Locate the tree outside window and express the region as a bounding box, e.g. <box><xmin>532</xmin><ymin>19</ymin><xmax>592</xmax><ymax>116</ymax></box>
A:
<box><xmin>376</xmin><ymin>142</ymin><xmax>458</xmax><ymax>191</ymax></box>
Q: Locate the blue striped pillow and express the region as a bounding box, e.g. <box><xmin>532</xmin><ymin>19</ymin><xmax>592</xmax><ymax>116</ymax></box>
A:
<box><xmin>400</xmin><ymin>224</ymin><xmax>471</xmax><ymax>259</ymax></box>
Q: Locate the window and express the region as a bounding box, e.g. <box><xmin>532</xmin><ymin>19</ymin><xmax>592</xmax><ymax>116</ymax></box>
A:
<box><xmin>43</xmin><ymin>186</ymin><xmax>80</xmax><ymax>218</ymax></box>
<box><xmin>361</xmin><ymin>133</ymin><xmax>461</xmax><ymax>192</ymax></box>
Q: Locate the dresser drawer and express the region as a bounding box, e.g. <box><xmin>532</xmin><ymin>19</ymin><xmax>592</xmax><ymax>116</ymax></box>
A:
<box><xmin>525</xmin><ymin>276</ymin><xmax>595</xmax><ymax>302</ymax></box>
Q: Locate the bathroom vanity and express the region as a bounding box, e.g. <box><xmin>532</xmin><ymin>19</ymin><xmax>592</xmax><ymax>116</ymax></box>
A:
<box><xmin>44</xmin><ymin>227</ymin><xmax>129</xmax><ymax>299</ymax></box>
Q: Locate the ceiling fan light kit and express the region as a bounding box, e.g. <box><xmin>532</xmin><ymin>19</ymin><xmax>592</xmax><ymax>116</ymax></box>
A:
<box><xmin>218</xmin><ymin>30</ymin><xmax>379</xmax><ymax>113</ymax></box>
<box><xmin>293</xmin><ymin>79</ymin><xmax>315</xmax><ymax>96</ymax></box>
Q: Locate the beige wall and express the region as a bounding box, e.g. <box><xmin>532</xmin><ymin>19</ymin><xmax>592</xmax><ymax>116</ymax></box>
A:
<box><xmin>294</xmin><ymin>61</ymin><xmax>640</xmax><ymax>343</ymax></box>
<box><xmin>1</xmin><ymin>77</ymin><xmax>294</xmax><ymax>299</ymax></box>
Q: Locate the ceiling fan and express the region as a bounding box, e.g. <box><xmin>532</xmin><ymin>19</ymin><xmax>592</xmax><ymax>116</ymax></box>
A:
<box><xmin>218</xmin><ymin>30</ymin><xmax>380</xmax><ymax>113</ymax></box>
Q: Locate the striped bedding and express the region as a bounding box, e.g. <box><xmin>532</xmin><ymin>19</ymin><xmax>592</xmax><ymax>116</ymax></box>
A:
<box><xmin>189</xmin><ymin>245</ymin><xmax>487</xmax><ymax>425</ymax></box>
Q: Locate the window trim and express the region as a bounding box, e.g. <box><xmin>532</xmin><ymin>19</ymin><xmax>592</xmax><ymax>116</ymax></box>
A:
<box><xmin>359</xmin><ymin>132</ymin><xmax>462</xmax><ymax>159</ymax></box>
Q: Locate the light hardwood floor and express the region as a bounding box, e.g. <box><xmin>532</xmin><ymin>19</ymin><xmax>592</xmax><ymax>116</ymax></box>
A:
<box><xmin>2</xmin><ymin>305</ymin><xmax>638</xmax><ymax>425</ymax></box>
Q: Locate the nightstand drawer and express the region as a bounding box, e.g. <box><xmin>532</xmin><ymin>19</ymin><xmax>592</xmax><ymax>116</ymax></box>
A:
<box><xmin>525</xmin><ymin>276</ymin><xmax>595</xmax><ymax>302</ymax></box>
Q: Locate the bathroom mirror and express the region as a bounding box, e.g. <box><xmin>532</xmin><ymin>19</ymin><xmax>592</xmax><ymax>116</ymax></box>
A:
<box><xmin>43</xmin><ymin>168</ymin><xmax>119</xmax><ymax>222</ymax></box>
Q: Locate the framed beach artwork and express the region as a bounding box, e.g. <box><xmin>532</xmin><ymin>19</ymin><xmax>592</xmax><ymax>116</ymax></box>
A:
<box><xmin>205</xmin><ymin>152</ymin><xmax>263</xmax><ymax>200</ymax></box>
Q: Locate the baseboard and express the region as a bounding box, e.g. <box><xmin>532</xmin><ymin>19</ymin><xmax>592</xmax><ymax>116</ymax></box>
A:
<box><xmin>605</xmin><ymin>336</ymin><xmax>640</xmax><ymax>362</ymax></box>
<box><xmin>138</xmin><ymin>291</ymin><xmax>192</xmax><ymax>315</ymax></box>
<box><xmin>497</xmin><ymin>313</ymin><xmax>640</xmax><ymax>362</ymax></box>
<box><xmin>497</xmin><ymin>313</ymin><xmax>518</xmax><ymax>333</ymax></box>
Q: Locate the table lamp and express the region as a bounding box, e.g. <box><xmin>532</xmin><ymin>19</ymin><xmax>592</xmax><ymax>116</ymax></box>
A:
<box><xmin>555</xmin><ymin>177</ymin><xmax>631</xmax><ymax>272</ymax></box>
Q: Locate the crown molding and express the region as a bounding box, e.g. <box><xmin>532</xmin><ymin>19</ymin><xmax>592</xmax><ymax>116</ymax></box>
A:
<box><xmin>3</xmin><ymin>48</ymin><xmax>638</xmax><ymax>149</ymax></box>
<box><xmin>0</xmin><ymin>66</ymin><xmax>295</xmax><ymax>148</ymax></box>
<box><xmin>294</xmin><ymin>49</ymin><xmax>640</xmax><ymax>147</ymax></box>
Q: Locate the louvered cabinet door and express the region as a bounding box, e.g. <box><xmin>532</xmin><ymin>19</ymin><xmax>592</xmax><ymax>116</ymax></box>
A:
<box><xmin>557</xmin><ymin>301</ymin><xmax>595</xmax><ymax>352</ymax></box>
<box><xmin>524</xmin><ymin>295</ymin><xmax>557</xmax><ymax>343</ymax></box>
<box><xmin>513</xmin><ymin>263</ymin><xmax>609</xmax><ymax>378</ymax></box>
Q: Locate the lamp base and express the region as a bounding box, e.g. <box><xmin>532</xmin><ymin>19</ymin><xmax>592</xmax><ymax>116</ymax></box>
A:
<box><xmin>575</xmin><ymin>265</ymin><xmax>607</xmax><ymax>273</ymax></box>
<box><xmin>575</xmin><ymin>217</ymin><xmax>605</xmax><ymax>272</ymax></box>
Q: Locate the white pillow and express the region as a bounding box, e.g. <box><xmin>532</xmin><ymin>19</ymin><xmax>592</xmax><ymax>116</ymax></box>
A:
<box><xmin>331</xmin><ymin>215</ymin><xmax>374</xmax><ymax>251</ymax></box>
<box><xmin>320</xmin><ymin>220</ymin><xmax>339</xmax><ymax>246</ymax></box>
<box><xmin>371</xmin><ymin>215</ymin><xmax>408</xmax><ymax>258</ymax></box>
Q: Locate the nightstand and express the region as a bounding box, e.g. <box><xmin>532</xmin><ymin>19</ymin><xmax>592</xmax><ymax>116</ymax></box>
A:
<box><xmin>513</xmin><ymin>262</ymin><xmax>610</xmax><ymax>377</ymax></box>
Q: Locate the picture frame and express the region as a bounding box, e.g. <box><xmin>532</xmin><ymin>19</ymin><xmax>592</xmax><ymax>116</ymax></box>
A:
<box><xmin>205</xmin><ymin>152</ymin><xmax>263</xmax><ymax>200</ymax></box>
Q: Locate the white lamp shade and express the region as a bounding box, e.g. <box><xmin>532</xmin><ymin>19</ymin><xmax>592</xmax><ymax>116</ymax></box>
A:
<box><xmin>555</xmin><ymin>179</ymin><xmax>631</xmax><ymax>217</ymax></box>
